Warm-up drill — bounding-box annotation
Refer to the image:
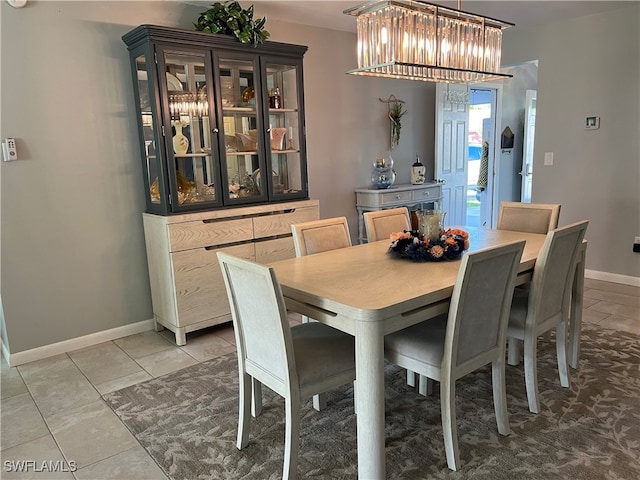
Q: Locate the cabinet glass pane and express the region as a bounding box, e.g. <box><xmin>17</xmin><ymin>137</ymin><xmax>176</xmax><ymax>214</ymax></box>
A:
<box><xmin>135</xmin><ymin>54</ymin><xmax>161</xmax><ymax>205</ymax></box>
<box><xmin>219</xmin><ymin>57</ymin><xmax>262</xmax><ymax>200</ymax></box>
<box><xmin>164</xmin><ymin>52</ymin><xmax>216</xmax><ymax>205</ymax></box>
<box><xmin>266</xmin><ymin>62</ymin><xmax>303</xmax><ymax>195</ymax></box>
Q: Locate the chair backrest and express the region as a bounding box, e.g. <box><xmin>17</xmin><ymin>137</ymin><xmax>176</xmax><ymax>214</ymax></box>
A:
<box><xmin>497</xmin><ymin>202</ymin><xmax>561</xmax><ymax>234</ymax></box>
<box><xmin>363</xmin><ymin>207</ymin><xmax>411</xmax><ymax>242</ymax></box>
<box><xmin>217</xmin><ymin>252</ymin><xmax>296</xmax><ymax>395</ymax></box>
<box><xmin>444</xmin><ymin>241</ymin><xmax>525</xmax><ymax>374</ymax></box>
<box><xmin>527</xmin><ymin>221</ymin><xmax>589</xmax><ymax>326</ymax></box>
<box><xmin>291</xmin><ymin>217</ymin><xmax>351</xmax><ymax>257</ymax></box>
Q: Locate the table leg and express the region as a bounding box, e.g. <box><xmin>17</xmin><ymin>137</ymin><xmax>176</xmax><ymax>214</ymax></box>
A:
<box><xmin>569</xmin><ymin>249</ymin><xmax>586</xmax><ymax>368</ymax></box>
<box><xmin>355</xmin><ymin>320</ymin><xmax>386</xmax><ymax>479</ymax></box>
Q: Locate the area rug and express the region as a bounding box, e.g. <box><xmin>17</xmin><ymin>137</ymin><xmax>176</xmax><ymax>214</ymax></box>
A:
<box><xmin>104</xmin><ymin>326</ymin><xmax>640</xmax><ymax>479</ymax></box>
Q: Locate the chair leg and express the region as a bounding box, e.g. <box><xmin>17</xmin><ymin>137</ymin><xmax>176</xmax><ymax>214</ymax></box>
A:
<box><xmin>407</xmin><ymin>369</ymin><xmax>416</xmax><ymax>387</ymax></box>
<box><xmin>312</xmin><ymin>393</ymin><xmax>327</xmax><ymax>411</ymax></box>
<box><xmin>440</xmin><ymin>377</ymin><xmax>460</xmax><ymax>471</ymax></box>
<box><xmin>418</xmin><ymin>375</ymin><xmax>434</xmax><ymax>396</ymax></box>
<box><xmin>237</xmin><ymin>372</ymin><xmax>252</xmax><ymax>450</ymax></box>
<box><xmin>251</xmin><ymin>378</ymin><xmax>263</xmax><ymax>417</ymax></box>
<box><xmin>507</xmin><ymin>337</ymin><xmax>521</xmax><ymax>366</ymax></box>
<box><xmin>556</xmin><ymin>322</ymin><xmax>570</xmax><ymax>388</ymax></box>
<box><xmin>523</xmin><ymin>334</ymin><xmax>541</xmax><ymax>414</ymax></box>
<box><xmin>491</xmin><ymin>358</ymin><xmax>510</xmax><ymax>436</ymax></box>
<box><xmin>283</xmin><ymin>395</ymin><xmax>301</xmax><ymax>480</ymax></box>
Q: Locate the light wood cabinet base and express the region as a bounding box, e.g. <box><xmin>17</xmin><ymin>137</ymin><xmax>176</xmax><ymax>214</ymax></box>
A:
<box><xmin>143</xmin><ymin>200</ymin><xmax>319</xmax><ymax>345</ymax></box>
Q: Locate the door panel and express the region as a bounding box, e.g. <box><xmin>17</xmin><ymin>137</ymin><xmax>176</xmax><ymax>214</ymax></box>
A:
<box><xmin>435</xmin><ymin>84</ymin><xmax>469</xmax><ymax>226</ymax></box>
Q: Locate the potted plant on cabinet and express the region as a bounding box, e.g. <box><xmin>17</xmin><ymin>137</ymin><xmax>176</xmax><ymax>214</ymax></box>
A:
<box><xmin>194</xmin><ymin>1</ymin><xmax>270</xmax><ymax>46</ymax></box>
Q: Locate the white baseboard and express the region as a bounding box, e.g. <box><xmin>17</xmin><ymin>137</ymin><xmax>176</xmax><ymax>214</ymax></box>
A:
<box><xmin>585</xmin><ymin>270</ymin><xmax>640</xmax><ymax>287</ymax></box>
<box><xmin>4</xmin><ymin>319</ymin><xmax>155</xmax><ymax>367</ymax></box>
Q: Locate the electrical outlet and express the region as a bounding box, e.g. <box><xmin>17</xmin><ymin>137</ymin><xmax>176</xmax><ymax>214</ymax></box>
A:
<box><xmin>544</xmin><ymin>152</ymin><xmax>554</xmax><ymax>166</ymax></box>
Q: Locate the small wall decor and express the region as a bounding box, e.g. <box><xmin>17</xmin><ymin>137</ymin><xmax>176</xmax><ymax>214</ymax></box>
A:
<box><xmin>501</xmin><ymin>126</ymin><xmax>514</xmax><ymax>149</ymax></box>
<box><xmin>379</xmin><ymin>95</ymin><xmax>406</xmax><ymax>149</ymax></box>
<box><xmin>585</xmin><ymin>116</ymin><xmax>600</xmax><ymax>130</ymax></box>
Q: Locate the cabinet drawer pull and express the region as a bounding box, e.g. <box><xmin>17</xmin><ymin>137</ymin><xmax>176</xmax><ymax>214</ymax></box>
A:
<box><xmin>395</xmin><ymin>194</ymin><xmax>401</xmax><ymax>200</ymax></box>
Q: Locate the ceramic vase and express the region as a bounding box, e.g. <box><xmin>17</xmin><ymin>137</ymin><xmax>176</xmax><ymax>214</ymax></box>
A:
<box><xmin>173</xmin><ymin>121</ymin><xmax>189</xmax><ymax>155</ymax></box>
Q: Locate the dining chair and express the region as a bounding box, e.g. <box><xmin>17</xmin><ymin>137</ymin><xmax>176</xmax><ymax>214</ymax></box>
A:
<box><xmin>291</xmin><ymin>216</ymin><xmax>351</xmax><ymax>257</ymax></box>
<box><xmin>384</xmin><ymin>240</ymin><xmax>526</xmax><ymax>471</ymax></box>
<box><xmin>497</xmin><ymin>201</ymin><xmax>561</xmax><ymax>234</ymax></box>
<box><xmin>217</xmin><ymin>252</ymin><xmax>356</xmax><ymax>480</ymax></box>
<box><xmin>506</xmin><ymin>220</ymin><xmax>589</xmax><ymax>414</ymax></box>
<box><xmin>291</xmin><ymin>216</ymin><xmax>352</xmax><ymax>411</ymax></box>
<box><xmin>363</xmin><ymin>207</ymin><xmax>411</xmax><ymax>242</ymax></box>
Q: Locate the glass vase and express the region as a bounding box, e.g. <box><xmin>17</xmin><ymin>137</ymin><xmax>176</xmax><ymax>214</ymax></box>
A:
<box><xmin>371</xmin><ymin>156</ymin><xmax>396</xmax><ymax>189</ymax></box>
<box><xmin>419</xmin><ymin>210</ymin><xmax>446</xmax><ymax>242</ymax></box>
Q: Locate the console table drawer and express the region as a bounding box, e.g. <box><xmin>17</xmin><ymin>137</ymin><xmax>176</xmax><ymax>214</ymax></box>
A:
<box><xmin>412</xmin><ymin>187</ymin><xmax>440</xmax><ymax>201</ymax></box>
<box><xmin>379</xmin><ymin>190</ymin><xmax>412</xmax><ymax>205</ymax></box>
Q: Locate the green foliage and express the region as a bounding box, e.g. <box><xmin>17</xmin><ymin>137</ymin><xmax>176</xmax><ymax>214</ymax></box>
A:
<box><xmin>194</xmin><ymin>1</ymin><xmax>270</xmax><ymax>46</ymax></box>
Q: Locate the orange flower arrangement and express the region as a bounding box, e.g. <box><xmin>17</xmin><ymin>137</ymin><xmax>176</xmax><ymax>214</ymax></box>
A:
<box><xmin>388</xmin><ymin>228</ymin><xmax>469</xmax><ymax>262</ymax></box>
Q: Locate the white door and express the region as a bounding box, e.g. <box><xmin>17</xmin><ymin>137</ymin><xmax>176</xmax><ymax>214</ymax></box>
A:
<box><xmin>521</xmin><ymin>89</ymin><xmax>536</xmax><ymax>203</ymax></box>
<box><xmin>435</xmin><ymin>84</ymin><xmax>469</xmax><ymax>226</ymax></box>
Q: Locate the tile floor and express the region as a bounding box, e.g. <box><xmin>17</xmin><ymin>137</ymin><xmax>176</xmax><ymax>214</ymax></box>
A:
<box><xmin>1</xmin><ymin>279</ymin><xmax>638</xmax><ymax>479</ymax></box>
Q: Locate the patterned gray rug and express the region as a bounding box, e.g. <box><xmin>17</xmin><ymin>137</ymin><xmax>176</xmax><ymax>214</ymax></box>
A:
<box><xmin>104</xmin><ymin>326</ymin><xmax>640</xmax><ymax>479</ymax></box>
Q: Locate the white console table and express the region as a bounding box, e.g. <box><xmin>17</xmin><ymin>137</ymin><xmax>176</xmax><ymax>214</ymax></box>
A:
<box><xmin>355</xmin><ymin>183</ymin><xmax>443</xmax><ymax>243</ymax></box>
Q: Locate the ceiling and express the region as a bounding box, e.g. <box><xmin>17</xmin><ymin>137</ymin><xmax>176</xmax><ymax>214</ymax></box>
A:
<box><xmin>187</xmin><ymin>1</ymin><xmax>634</xmax><ymax>33</ymax></box>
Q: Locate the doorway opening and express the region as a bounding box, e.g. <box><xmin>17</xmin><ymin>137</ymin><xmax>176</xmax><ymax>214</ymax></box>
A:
<box><xmin>467</xmin><ymin>88</ymin><xmax>496</xmax><ymax>227</ymax></box>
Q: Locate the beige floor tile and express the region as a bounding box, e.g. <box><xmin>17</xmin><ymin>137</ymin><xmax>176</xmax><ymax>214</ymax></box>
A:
<box><xmin>135</xmin><ymin>348</ymin><xmax>199</xmax><ymax>377</ymax></box>
<box><xmin>47</xmin><ymin>399</ymin><xmax>138</xmax><ymax>469</ymax></box>
<box><xmin>18</xmin><ymin>355</ymin><xmax>100</xmax><ymax>418</ymax></box>
<box><xmin>1</xmin><ymin>365</ymin><xmax>28</xmax><ymax>399</ymax></box>
<box><xmin>599</xmin><ymin>315</ymin><xmax>640</xmax><ymax>335</ymax></box>
<box><xmin>179</xmin><ymin>332</ymin><xmax>236</xmax><ymax>362</ymax></box>
<box><xmin>584</xmin><ymin>288</ymin><xmax>640</xmax><ymax>308</ymax></box>
<box><xmin>581</xmin><ymin>308</ymin><xmax>610</xmax><ymax>324</ymax></box>
<box><xmin>114</xmin><ymin>330</ymin><xmax>175</xmax><ymax>360</ymax></box>
<box><xmin>94</xmin><ymin>370</ymin><xmax>154</xmax><ymax>396</ymax></box>
<box><xmin>211</xmin><ymin>324</ymin><xmax>236</xmax><ymax>346</ymax></box>
<box><xmin>582</xmin><ymin>296</ymin><xmax>600</xmax><ymax>309</ymax></box>
<box><xmin>0</xmin><ymin>435</ymin><xmax>75</xmax><ymax>479</ymax></box>
<box><xmin>584</xmin><ymin>278</ymin><xmax>640</xmax><ymax>297</ymax></box>
<box><xmin>69</xmin><ymin>341</ymin><xmax>145</xmax><ymax>386</ymax></box>
<box><xmin>587</xmin><ymin>300</ymin><xmax>640</xmax><ymax>321</ymax></box>
<box><xmin>0</xmin><ymin>393</ymin><xmax>49</xmax><ymax>451</ymax></box>
<box><xmin>74</xmin><ymin>446</ymin><xmax>168</xmax><ymax>480</ymax></box>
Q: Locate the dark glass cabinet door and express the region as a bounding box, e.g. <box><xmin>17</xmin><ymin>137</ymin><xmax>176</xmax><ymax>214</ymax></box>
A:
<box><xmin>157</xmin><ymin>47</ymin><xmax>222</xmax><ymax>211</ymax></box>
<box><xmin>216</xmin><ymin>54</ymin><xmax>268</xmax><ymax>205</ymax></box>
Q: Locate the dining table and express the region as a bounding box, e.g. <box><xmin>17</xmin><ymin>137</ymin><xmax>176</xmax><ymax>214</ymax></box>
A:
<box><xmin>269</xmin><ymin>226</ymin><xmax>587</xmax><ymax>479</ymax></box>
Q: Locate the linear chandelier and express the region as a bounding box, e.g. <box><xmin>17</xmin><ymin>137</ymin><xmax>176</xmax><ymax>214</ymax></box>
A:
<box><xmin>343</xmin><ymin>0</ymin><xmax>514</xmax><ymax>83</ymax></box>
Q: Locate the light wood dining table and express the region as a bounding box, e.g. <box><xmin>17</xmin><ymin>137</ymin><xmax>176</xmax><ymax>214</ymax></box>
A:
<box><xmin>270</xmin><ymin>226</ymin><xmax>586</xmax><ymax>479</ymax></box>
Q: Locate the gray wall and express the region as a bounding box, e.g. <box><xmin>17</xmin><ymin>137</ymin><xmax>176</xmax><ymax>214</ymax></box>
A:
<box><xmin>1</xmin><ymin>1</ymin><xmax>637</xmax><ymax>356</ymax></box>
<box><xmin>501</xmin><ymin>3</ymin><xmax>640</xmax><ymax>279</ymax></box>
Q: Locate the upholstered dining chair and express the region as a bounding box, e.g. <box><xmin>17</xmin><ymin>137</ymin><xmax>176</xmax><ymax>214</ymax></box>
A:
<box><xmin>363</xmin><ymin>207</ymin><xmax>411</xmax><ymax>242</ymax></box>
<box><xmin>291</xmin><ymin>216</ymin><xmax>352</xmax><ymax>411</ymax></box>
<box><xmin>384</xmin><ymin>240</ymin><xmax>525</xmax><ymax>471</ymax></box>
<box><xmin>506</xmin><ymin>220</ymin><xmax>589</xmax><ymax>414</ymax></box>
<box><xmin>497</xmin><ymin>201</ymin><xmax>561</xmax><ymax>234</ymax></box>
<box><xmin>291</xmin><ymin>216</ymin><xmax>351</xmax><ymax>257</ymax></box>
<box><xmin>217</xmin><ymin>252</ymin><xmax>356</xmax><ymax>480</ymax></box>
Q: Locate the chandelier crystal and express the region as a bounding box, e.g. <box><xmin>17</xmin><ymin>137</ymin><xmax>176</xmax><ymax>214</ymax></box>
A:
<box><xmin>343</xmin><ymin>0</ymin><xmax>514</xmax><ymax>83</ymax></box>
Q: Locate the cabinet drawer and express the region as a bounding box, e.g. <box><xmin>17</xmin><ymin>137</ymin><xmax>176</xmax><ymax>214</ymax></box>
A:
<box><xmin>380</xmin><ymin>190</ymin><xmax>412</xmax><ymax>205</ymax></box>
<box><xmin>171</xmin><ymin>243</ymin><xmax>255</xmax><ymax>327</ymax></box>
<box><xmin>168</xmin><ymin>217</ymin><xmax>253</xmax><ymax>251</ymax></box>
<box><xmin>411</xmin><ymin>187</ymin><xmax>441</xmax><ymax>201</ymax></box>
<box><xmin>255</xmin><ymin>236</ymin><xmax>296</xmax><ymax>264</ymax></box>
<box><xmin>253</xmin><ymin>206</ymin><xmax>319</xmax><ymax>238</ymax></box>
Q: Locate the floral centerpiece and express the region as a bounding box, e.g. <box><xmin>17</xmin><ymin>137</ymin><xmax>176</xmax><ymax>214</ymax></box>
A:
<box><xmin>388</xmin><ymin>229</ymin><xmax>470</xmax><ymax>262</ymax></box>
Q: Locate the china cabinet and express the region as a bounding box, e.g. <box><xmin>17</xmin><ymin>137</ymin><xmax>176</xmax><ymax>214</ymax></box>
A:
<box><xmin>122</xmin><ymin>25</ymin><xmax>317</xmax><ymax>344</ymax></box>
<box><xmin>122</xmin><ymin>25</ymin><xmax>309</xmax><ymax>214</ymax></box>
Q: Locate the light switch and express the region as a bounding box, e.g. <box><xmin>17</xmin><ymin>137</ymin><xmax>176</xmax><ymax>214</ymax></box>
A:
<box><xmin>544</xmin><ymin>152</ymin><xmax>554</xmax><ymax>166</ymax></box>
